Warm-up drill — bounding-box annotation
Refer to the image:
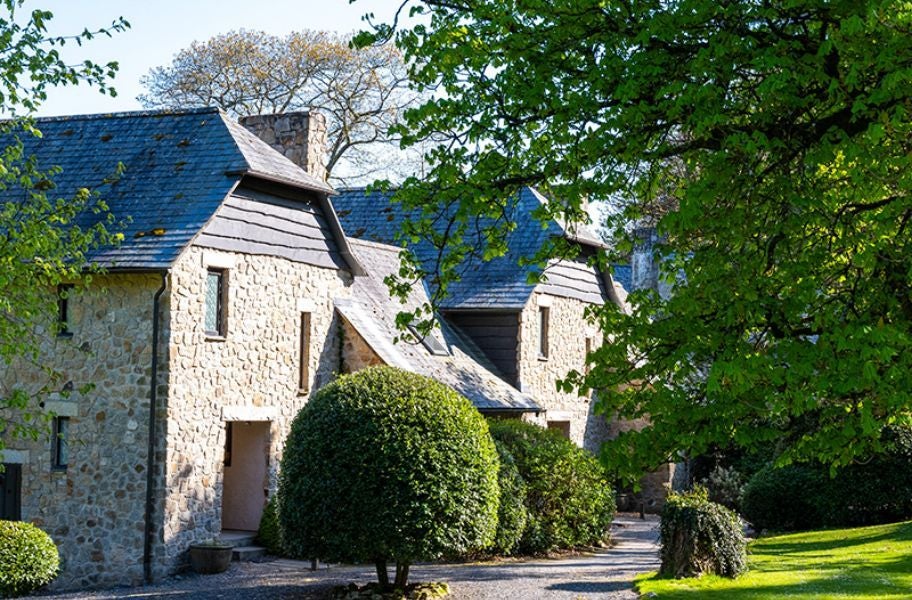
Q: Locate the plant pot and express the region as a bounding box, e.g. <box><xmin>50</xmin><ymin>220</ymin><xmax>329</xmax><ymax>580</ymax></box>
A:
<box><xmin>188</xmin><ymin>543</ymin><xmax>234</xmax><ymax>574</ymax></box>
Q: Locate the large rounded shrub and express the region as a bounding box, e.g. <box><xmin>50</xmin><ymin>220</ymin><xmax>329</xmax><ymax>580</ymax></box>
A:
<box><xmin>740</xmin><ymin>464</ymin><xmax>829</xmax><ymax>531</ymax></box>
<box><xmin>489</xmin><ymin>440</ymin><xmax>529</xmax><ymax>556</ymax></box>
<box><xmin>488</xmin><ymin>420</ymin><xmax>615</xmax><ymax>554</ymax></box>
<box><xmin>279</xmin><ymin>366</ymin><xmax>499</xmax><ymax>587</ymax></box>
<box><xmin>0</xmin><ymin>520</ymin><xmax>59</xmax><ymax>597</ymax></box>
<box><xmin>659</xmin><ymin>487</ymin><xmax>747</xmax><ymax>579</ymax></box>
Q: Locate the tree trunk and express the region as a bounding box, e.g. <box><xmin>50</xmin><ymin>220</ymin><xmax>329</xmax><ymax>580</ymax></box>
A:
<box><xmin>375</xmin><ymin>559</ymin><xmax>390</xmax><ymax>587</ymax></box>
<box><xmin>394</xmin><ymin>561</ymin><xmax>410</xmax><ymax>589</ymax></box>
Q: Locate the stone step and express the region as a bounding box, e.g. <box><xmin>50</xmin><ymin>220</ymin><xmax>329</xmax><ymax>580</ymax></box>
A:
<box><xmin>232</xmin><ymin>545</ymin><xmax>267</xmax><ymax>562</ymax></box>
<box><xmin>219</xmin><ymin>530</ymin><xmax>257</xmax><ymax>547</ymax></box>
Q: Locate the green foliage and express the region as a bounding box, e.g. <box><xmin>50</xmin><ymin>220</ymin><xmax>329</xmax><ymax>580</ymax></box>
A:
<box><xmin>488</xmin><ymin>420</ymin><xmax>615</xmax><ymax>554</ymax></box>
<box><xmin>354</xmin><ymin>0</ymin><xmax>912</xmax><ymax>483</ymax></box>
<box><xmin>489</xmin><ymin>439</ymin><xmax>528</xmax><ymax>556</ymax></box>
<box><xmin>660</xmin><ymin>487</ymin><xmax>747</xmax><ymax>579</ymax></box>
<box><xmin>278</xmin><ymin>366</ymin><xmax>499</xmax><ymax>587</ymax></box>
<box><xmin>0</xmin><ymin>3</ymin><xmax>128</xmax><ymax>459</ymax></box>
<box><xmin>741</xmin><ymin>450</ymin><xmax>912</xmax><ymax>532</ymax></box>
<box><xmin>0</xmin><ymin>520</ymin><xmax>59</xmax><ymax>597</ymax></box>
<box><xmin>256</xmin><ymin>495</ymin><xmax>284</xmax><ymax>556</ymax></box>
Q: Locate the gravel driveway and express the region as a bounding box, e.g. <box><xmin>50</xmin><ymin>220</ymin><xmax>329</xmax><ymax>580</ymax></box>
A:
<box><xmin>41</xmin><ymin>515</ymin><xmax>659</xmax><ymax>600</ymax></box>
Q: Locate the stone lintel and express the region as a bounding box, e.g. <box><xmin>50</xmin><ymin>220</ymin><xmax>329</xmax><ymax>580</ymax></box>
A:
<box><xmin>221</xmin><ymin>406</ymin><xmax>277</xmax><ymax>422</ymax></box>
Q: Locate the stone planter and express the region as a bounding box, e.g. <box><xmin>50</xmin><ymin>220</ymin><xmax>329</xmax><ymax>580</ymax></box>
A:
<box><xmin>188</xmin><ymin>542</ymin><xmax>234</xmax><ymax>574</ymax></box>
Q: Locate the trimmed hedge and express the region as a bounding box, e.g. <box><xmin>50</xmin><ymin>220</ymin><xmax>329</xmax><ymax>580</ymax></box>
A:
<box><xmin>257</xmin><ymin>495</ymin><xmax>284</xmax><ymax>556</ymax></box>
<box><xmin>742</xmin><ymin>456</ymin><xmax>912</xmax><ymax>532</ymax></box>
<box><xmin>490</xmin><ymin>440</ymin><xmax>528</xmax><ymax>556</ymax></box>
<box><xmin>488</xmin><ymin>420</ymin><xmax>615</xmax><ymax>554</ymax></box>
<box><xmin>659</xmin><ymin>487</ymin><xmax>747</xmax><ymax>579</ymax></box>
<box><xmin>279</xmin><ymin>366</ymin><xmax>499</xmax><ymax>575</ymax></box>
<box><xmin>0</xmin><ymin>520</ymin><xmax>59</xmax><ymax>597</ymax></box>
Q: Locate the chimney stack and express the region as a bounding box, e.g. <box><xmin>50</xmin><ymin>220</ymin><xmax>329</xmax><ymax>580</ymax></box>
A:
<box><xmin>239</xmin><ymin>111</ymin><xmax>328</xmax><ymax>182</ymax></box>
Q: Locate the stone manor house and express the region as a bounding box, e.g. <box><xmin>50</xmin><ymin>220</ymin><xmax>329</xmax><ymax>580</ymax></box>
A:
<box><xmin>0</xmin><ymin>108</ymin><xmax>669</xmax><ymax>590</ymax></box>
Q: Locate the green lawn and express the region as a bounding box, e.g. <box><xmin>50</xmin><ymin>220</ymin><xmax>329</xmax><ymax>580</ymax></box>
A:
<box><xmin>636</xmin><ymin>520</ymin><xmax>912</xmax><ymax>599</ymax></box>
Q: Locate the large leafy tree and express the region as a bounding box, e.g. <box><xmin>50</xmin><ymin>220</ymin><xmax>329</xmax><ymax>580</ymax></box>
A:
<box><xmin>139</xmin><ymin>29</ymin><xmax>421</xmax><ymax>185</ymax></box>
<box><xmin>356</xmin><ymin>0</ymin><xmax>912</xmax><ymax>482</ymax></box>
<box><xmin>0</xmin><ymin>1</ymin><xmax>127</xmax><ymax>457</ymax></box>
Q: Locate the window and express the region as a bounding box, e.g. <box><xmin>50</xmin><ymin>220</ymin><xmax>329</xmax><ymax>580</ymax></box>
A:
<box><xmin>538</xmin><ymin>306</ymin><xmax>550</xmax><ymax>359</ymax></box>
<box><xmin>298</xmin><ymin>312</ymin><xmax>311</xmax><ymax>393</ymax></box>
<box><xmin>57</xmin><ymin>284</ymin><xmax>73</xmax><ymax>337</ymax></box>
<box><xmin>0</xmin><ymin>464</ymin><xmax>21</xmax><ymax>520</ymax></box>
<box><xmin>547</xmin><ymin>420</ymin><xmax>571</xmax><ymax>439</ymax></box>
<box><xmin>51</xmin><ymin>417</ymin><xmax>69</xmax><ymax>470</ymax></box>
<box><xmin>205</xmin><ymin>269</ymin><xmax>227</xmax><ymax>337</ymax></box>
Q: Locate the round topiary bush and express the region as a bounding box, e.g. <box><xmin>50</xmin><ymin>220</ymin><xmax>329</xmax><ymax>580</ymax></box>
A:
<box><xmin>0</xmin><ymin>520</ymin><xmax>59</xmax><ymax>597</ymax></box>
<box><xmin>740</xmin><ymin>464</ymin><xmax>829</xmax><ymax>532</ymax></box>
<box><xmin>659</xmin><ymin>486</ymin><xmax>747</xmax><ymax>579</ymax></box>
<box><xmin>489</xmin><ymin>439</ymin><xmax>528</xmax><ymax>556</ymax></box>
<box><xmin>279</xmin><ymin>366</ymin><xmax>499</xmax><ymax>589</ymax></box>
<box><xmin>488</xmin><ymin>419</ymin><xmax>616</xmax><ymax>554</ymax></box>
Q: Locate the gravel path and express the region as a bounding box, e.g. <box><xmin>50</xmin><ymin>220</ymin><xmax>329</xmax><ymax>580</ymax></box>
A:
<box><xmin>41</xmin><ymin>515</ymin><xmax>659</xmax><ymax>600</ymax></box>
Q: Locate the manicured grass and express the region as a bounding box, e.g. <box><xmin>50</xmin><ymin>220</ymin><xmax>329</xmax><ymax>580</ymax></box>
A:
<box><xmin>636</xmin><ymin>520</ymin><xmax>912</xmax><ymax>599</ymax></box>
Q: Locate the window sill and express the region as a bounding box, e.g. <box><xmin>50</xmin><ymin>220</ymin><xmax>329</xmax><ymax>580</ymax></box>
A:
<box><xmin>538</xmin><ymin>355</ymin><xmax>549</xmax><ymax>362</ymax></box>
<box><xmin>50</xmin><ymin>466</ymin><xmax>67</xmax><ymax>473</ymax></box>
<box><xmin>57</xmin><ymin>332</ymin><xmax>74</xmax><ymax>340</ymax></box>
<box><xmin>205</xmin><ymin>334</ymin><xmax>227</xmax><ymax>342</ymax></box>
<box><xmin>297</xmin><ymin>388</ymin><xmax>310</xmax><ymax>397</ymax></box>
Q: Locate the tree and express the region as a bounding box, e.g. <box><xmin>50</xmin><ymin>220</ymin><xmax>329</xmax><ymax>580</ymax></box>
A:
<box><xmin>0</xmin><ymin>1</ymin><xmax>127</xmax><ymax>459</ymax></box>
<box><xmin>278</xmin><ymin>366</ymin><xmax>498</xmax><ymax>589</ymax></box>
<box><xmin>354</xmin><ymin>1</ymin><xmax>912</xmax><ymax>483</ymax></box>
<box><xmin>138</xmin><ymin>29</ymin><xmax>420</xmax><ymax>185</ymax></box>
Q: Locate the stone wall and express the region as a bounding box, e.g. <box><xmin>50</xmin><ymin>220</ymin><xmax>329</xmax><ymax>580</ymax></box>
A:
<box><xmin>515</xmin><ymin>292</ymin><xmax>609</xmax><ymax>452</ymax></box>
<box><xmin>161</xmin><ymin>245</ymin><xmax>351</xmax><ymax>574</ymax></box>
<box><xmin>0</xmin><ymin>273</ymin><xmax>168</xmax><ymax>590</ymax></box>
<box><xmin>340</xmin><ymin>320</ymin><xmax>384</xmax><ymax>373</ymax></box>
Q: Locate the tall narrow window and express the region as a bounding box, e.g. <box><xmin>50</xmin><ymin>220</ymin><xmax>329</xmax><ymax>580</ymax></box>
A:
<box><xmin>205</xmin><ymin>269</ymin><xmax>227</xmax><ymax>337</ymax></box>
<box><xmin>57</xmin><ymin>284</ymin><xmax>73</xmax><ymax>337</ymax></box>
<box><xmin>538</xmin><ymin>306</ymin><xmax>550</xmax><ymax>359</ymax></box>
<box><xmin>298</xmin><ymin>312</ymin><xmax>311</xmax><ymax>393</ymax></box>
<box><xmin>51</xmin><ymin>417</ymin><xmax>69</xmax><ymax>470</ymax></box>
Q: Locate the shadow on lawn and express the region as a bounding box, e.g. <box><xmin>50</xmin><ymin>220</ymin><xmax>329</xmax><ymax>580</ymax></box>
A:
<box><xmin>638</xmin><ymin>522</ymin><xmax>912</xmax><ymax>599</ymax></box>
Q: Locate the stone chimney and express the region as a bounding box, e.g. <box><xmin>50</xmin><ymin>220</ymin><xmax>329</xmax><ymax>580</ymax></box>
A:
<box><xmin>630</xmin><ymin>226</ymin><xmax>673</xmax><ymax>298</ymax></box>
<box><xmin>239</xmin><ymin>111</ymin><xmax>328</xmax><ymax>182</ymax></box>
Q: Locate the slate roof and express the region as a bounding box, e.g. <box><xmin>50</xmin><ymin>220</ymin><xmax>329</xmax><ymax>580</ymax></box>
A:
<box><xmin>338</xmin><ymin>238</ymin><xmax>539</xmax><ymax>412</ymax></box>
<box><xmin>333</xmin><ymin>187</ymin><xmax>617</xmax><ymax>310</ymax></box>
<box><xmin>7</xmin><ymin>107</ymin><xmax>341</xmax><ymax>270</ymax></box>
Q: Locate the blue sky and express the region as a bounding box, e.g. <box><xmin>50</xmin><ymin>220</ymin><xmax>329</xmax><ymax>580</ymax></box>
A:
<box><xmin>36</xmin><ymin>0</ymin><xmax>401</xmax><ymax>116</ymax></box>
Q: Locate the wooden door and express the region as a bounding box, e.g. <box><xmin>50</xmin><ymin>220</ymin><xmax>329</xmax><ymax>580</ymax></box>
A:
<box><xmin>0</xmin><ymin>463</ymin><xmax>22</xmax><ymax>520</ymax></box>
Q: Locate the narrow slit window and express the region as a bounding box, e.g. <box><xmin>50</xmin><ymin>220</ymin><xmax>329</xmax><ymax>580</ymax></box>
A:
<box><xmin>51</xmin><ymin>416</ymin><xmax>69</xmax><ymax>470</ymax></box>
<box><xmin>538</xmin><ymin>306</ymin><xmax>550</xmax><ymax>359</ymax></box>
<box><xmin>57</xmin><ymin>284</ymin><xmax>73</xmax><ymax>337</ymax></box>
<box><xmin>299</xmin><ymin>312</ymin><xmax>311</xmax><ymax>393</ymax></box>
<box><xmin>205</xmin><ymin>269</ymin><xmax>227</xmax><ymax>337</ymax></box>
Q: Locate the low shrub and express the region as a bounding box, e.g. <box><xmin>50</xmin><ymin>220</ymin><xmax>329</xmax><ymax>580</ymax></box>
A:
<box><xmin>700</xmin><ymin>465</ymin><xmax>745</xmax><ymax>511</ymax></box>
<box><xmin>659</xmin><ymin>486</ymin><xmax>747</xmax><ymax>579</ymax></box>
<box><xmin>740</xmin><ymin>465</ymin><xmax>829</xmax><ymax>531</ymax></box>
<box><xmin>257</xmin><ymin>495</ymin><xmax>284</xmax><ymax>556</ymax></box>
<box><xmin>0</xmin><ymin>520</ymin><xmax>59</xmax><ymax>597</ymax></box>
<box><xmin>490</xmin><ymin>440</ymin><xmax>528</xmax><ymax>556</ymax></box>
<box><xmin>488</xmin><ymin>420</ymin><xmax>615</xmax><ymax>554</ymax></box>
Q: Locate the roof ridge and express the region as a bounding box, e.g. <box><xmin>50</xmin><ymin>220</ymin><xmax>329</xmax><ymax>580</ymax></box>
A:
<box><xmin>32</xmin><ymin>106</ymin><xmax>222</xmax><ymax>123</ymax></box>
